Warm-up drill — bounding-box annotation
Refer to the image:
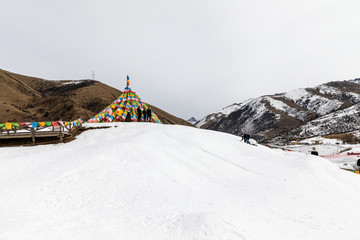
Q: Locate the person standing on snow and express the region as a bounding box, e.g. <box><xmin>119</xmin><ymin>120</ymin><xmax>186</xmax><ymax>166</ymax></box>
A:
<box><xmin>142</xmin><ymin>108</ymin><xmax>147</xmax><ymax>122</ymax></box>
<box><xmin>245</xmin><ymin>134</ymin><xmax>251</xmax><ymax>144</ymax></box>
<box><xmin>147</xmin><ymin>107</ymin><xmax>152</xmax><ymax>122</ymax></box>
<box><xmin>310</xmin><ymin>147</ymin><xmax>319</xmax><ymax>156</ymax></box>
<box><xmin>137</xmin><ymin>107</ymin><xmax>142</xmax><ymax>122</ymax></box>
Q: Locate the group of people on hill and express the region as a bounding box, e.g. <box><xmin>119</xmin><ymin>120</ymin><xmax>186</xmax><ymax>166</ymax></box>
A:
<box><xmin>137</xmin><ymin>106</ymin><xmax>152</xmax><ymax>122</ymax></box>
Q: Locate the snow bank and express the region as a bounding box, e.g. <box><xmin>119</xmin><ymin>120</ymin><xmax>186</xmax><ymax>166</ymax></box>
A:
<box><xmin>0</xmin><ymin>123</ymin><xmax>360</xmax><ymax>240</ymax></box>
<box><xmin>61</xmin><ymin>80</ymin><xmax>88</xmax><ymax>85</ymax></box>
<box><xmin>299</xmin><ymin>136</ymin><xmax>343</xmax><ymax>145</ymax></box>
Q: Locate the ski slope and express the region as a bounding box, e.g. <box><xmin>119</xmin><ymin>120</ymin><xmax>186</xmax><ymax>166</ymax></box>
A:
<box><xmin>0</xmin><ymin>123</ymin><xmax>360</xmax><ymax>240</ymax></box>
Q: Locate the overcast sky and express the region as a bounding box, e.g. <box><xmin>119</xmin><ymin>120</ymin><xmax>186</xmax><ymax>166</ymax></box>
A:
<box><xmin>1</xmin><ymin>0</ymin><xmax>360</xmax><ymax>120</ymax></box>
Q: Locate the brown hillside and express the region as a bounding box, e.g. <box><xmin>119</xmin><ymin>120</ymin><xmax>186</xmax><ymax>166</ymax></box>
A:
<box><xmin>0</xmin><ymin>68</ymin><xmax>191</xmax><ymax>126</ymax></box>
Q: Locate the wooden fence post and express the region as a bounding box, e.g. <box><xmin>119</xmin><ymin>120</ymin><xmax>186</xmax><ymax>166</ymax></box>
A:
<box><xmin>32</xmin><ymin>128</ymin><xmax>35</xmax><ymax>145</ymax></box>
<box><xmin>59</xmin><ymin>119</ymin><xmax>63</xmax><ymax>143</ymax></box>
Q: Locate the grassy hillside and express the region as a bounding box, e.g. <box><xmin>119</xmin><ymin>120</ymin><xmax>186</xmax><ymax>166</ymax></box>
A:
<box><xmin>0</xmin><ymin>68</ymin><xmax>191</xmax><ymax>126</ymax></box>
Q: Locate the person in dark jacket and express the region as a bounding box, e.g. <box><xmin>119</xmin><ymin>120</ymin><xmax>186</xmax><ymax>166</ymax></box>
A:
<box><xmin>125</xmin><ymin>112</ymin><xmax>131</xmax><ymax>122</ymax></box>
<box><xmin>147</xmin><ymin>107</ymin><xmax>152</xmax><ymax>122</ymax></box>
<box><xmin>355</xmin><ymin>159</ymin><xmax>360</xmax><ymax>173</ymax></box>
<box><xmin>241</xmin><ymin>133</ymin><xmax>250</xmax><ymax>144</ymax></box>
<box><xmin>245</xmin><ymin>134</ymin><xmax>250</xmax><ymax>144</ymax></box>
<box><xmin>310</xmin><ymin>147</ymin><xmax>318</xmax><ymax>156</ymax></box>
<box><xmin>137</xmin><ymin>107</ymin><xmax>142</xmax><ymax>122</ymax></box>
<box><xmin>142</xmin><ymin>108</ymin><xmax>147</xmax><ymax>122</ymax></box>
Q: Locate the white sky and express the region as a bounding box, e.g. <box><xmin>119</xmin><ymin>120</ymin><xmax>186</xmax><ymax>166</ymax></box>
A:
<box><xmin>1</xmin><ymin>0</ymin><xmax>360</xmax><ymax>120</ymax></box>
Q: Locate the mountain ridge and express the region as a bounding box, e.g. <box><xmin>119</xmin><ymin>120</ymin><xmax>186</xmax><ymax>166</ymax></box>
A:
<box><xmin>197</xmin><ymin>78</ymin><xmax>360</xmax><ymax>143</ymax></box>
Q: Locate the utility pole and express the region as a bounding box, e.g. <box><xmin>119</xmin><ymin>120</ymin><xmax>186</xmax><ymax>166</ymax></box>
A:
<box><xmin>92</xmin><ymin>71</ymin><xmax>95</xmax><ymax>80</ymax></box>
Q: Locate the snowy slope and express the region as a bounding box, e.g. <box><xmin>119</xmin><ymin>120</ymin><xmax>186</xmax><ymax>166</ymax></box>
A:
<box><xmin>0</xmin><ymin>123</ymin><xmax>360</xmax><ymax>240</ymax></box>
<box><xmin>315</xmin><ymin>84</ymin><xmax>360</xmax><ymax>104</ymax></box>
<box><xmin>264</xmin><ymin>96</ymin><xmax>309</xmax><ymax>121</ymax></box>
<box><xmin>271</xmin><ymin>104</ymin><xmax>360</xmax><ymax>144</ymax></box>
<box><xmin>280</xmin><ymin>88</ymin><xmax>343</xmax><ymax>115</ymax></box>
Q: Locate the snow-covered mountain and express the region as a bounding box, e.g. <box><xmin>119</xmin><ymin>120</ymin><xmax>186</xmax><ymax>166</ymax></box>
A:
<box><xmin>195</xmin><ymin>102</ymin><xmax>247</xmax><ymax>128</ymax></box>
<box><xmin>197</xmin><ymin>79</ymin><xmax>360</xmax><ymax>143</ymax></box>
<box><xmin>1</xmin><ymin>122</ymin><xmax>360</xmax><ymax>239</ymax></box>
<box><xmin>187</xmin><ymin>117</ymin><xmax>198</xmax><ymax>125</ymax></box>
<box><xmin>271</xmin><ymin>103</ymin><xmax>360</xmax><ymax>144</ymax></box>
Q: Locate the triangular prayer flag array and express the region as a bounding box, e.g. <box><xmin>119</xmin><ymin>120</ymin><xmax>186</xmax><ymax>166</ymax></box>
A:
<box><xmin>87</xmin><ymin>76</ymin><xmax>162</xmax><ymax>124</ymax></box>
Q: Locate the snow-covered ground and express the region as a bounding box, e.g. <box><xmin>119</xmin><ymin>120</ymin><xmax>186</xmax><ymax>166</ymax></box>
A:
<box><xmin>298</xmin><ymin>136</ymin><xmax>343</xmax><ymax>145</ymax></box>
<box><xmin>0</xmin><ymin>123</ymin><xmax>360</xmax><ymax>240</ymax></box>
<box><xmin>280</xmin><ymin>136</ymin><xmax>360</xmax><ymax>170</ymax></box>
<box><xmin>282</xmin><ymin>144</ymin><xmax>346</xmax><ymax>156</ymax></box>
